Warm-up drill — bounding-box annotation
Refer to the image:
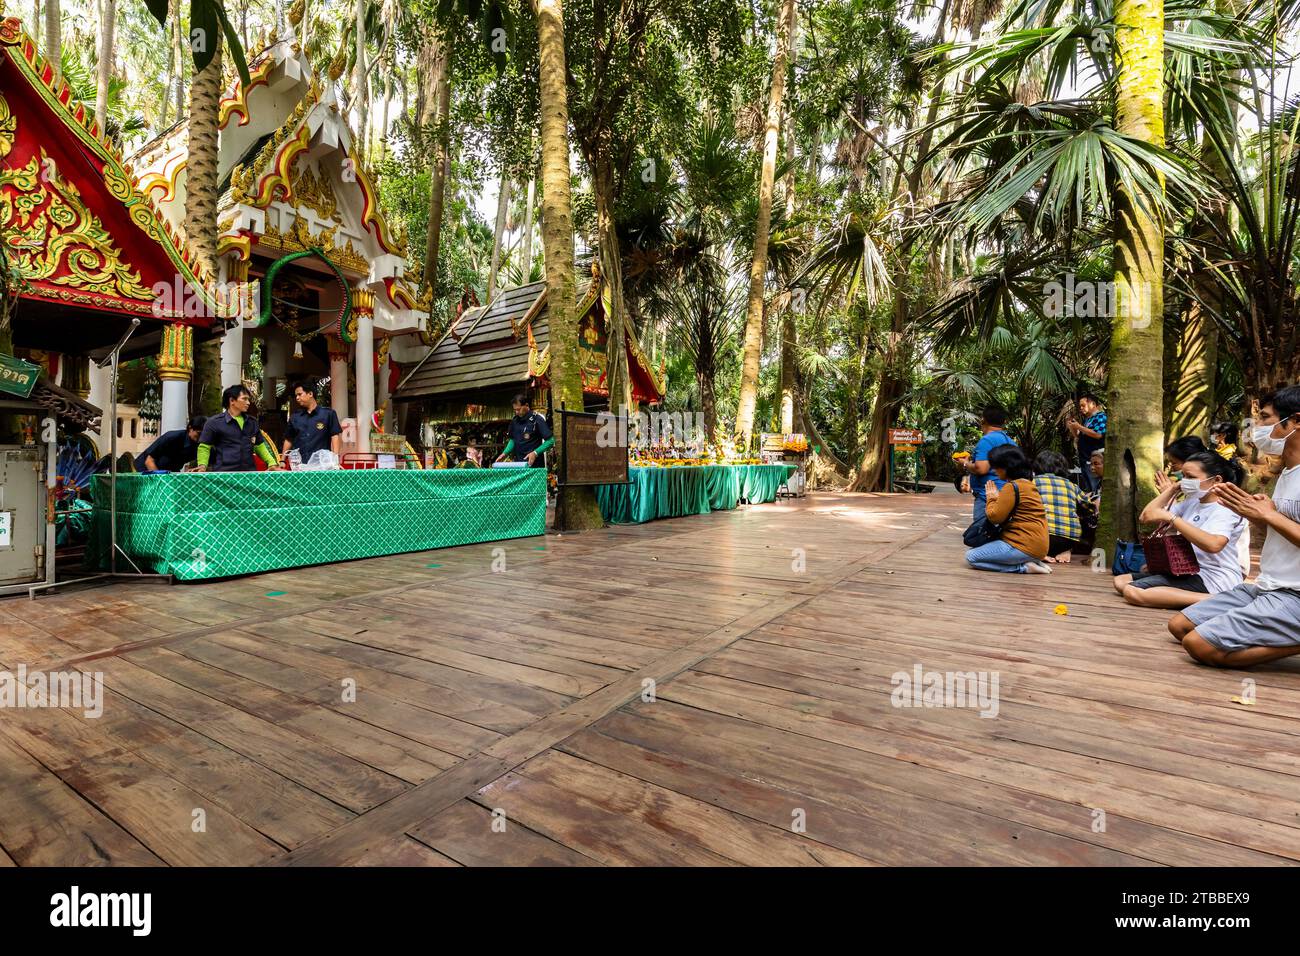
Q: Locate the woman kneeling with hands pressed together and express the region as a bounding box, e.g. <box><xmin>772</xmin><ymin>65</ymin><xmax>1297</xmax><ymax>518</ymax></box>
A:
<box><xmin>965</xmin><ymin>445</ymin><xmax>1053</xmax><ymax>574</ymax></box>
<box><xmin>1113</xmin><ymin>451</ymin><xmax>1247</xmax><ymax>609</ymax></box>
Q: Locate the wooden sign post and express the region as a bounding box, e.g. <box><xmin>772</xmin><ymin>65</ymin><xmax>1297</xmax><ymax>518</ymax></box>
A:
<box><xmin>887</xmin><ymin>428</ymin><xmax>925</xmax><ymax>493</ymax></box>
<box><xmin>555</xmin><ymin>404</ymin><xmax>630</xmax><ymax>531</ymax></box>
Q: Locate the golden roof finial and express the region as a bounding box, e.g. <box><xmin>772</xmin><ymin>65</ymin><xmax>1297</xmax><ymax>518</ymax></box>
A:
<box><xmin>327</xmin><ymin>43</ymin><xmax>347</xmax><ymax>81</ymax></box>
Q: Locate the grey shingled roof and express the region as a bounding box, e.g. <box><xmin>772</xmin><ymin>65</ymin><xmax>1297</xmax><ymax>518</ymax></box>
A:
<box><xmin>395</xmin><ymin>280</ymin><xmax>551</xmax><ymax>399</ymax></box>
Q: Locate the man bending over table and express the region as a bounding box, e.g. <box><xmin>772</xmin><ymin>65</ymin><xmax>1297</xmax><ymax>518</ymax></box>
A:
<box><xmin>495</xmin><ymin>393</ymin><xmax>554</xmax><ymax>467</ymax></box>
<box><xmin>195</xmin><ymin>385</ymin><xmax>280</xmax><ymax>472</ymax></box>
<box><xmin>136</xmin><ymin>415</ymin><xmax>205</xmax><ymax>472</ymax></box>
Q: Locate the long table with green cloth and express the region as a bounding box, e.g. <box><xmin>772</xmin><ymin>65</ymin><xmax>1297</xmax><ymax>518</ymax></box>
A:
<box><xmin>595</xmin><ymin>463</ymin><xmax>796</xmax><ymax>525</ymax></box>
<box><xmin>89</xmin><ymin>468</ymin><xmax>547</xmax><ymax>581</ymax></box>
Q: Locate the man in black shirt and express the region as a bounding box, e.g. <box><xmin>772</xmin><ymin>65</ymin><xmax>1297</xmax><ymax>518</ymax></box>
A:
<box><xmin>282</xmin><ymin>380</ymin><xmax>343</xmax><ymax>463</ymax></box>
<box><xmin>495</xmin><ymin>393</ymin><xmax>553</xmax><ymax>466</ymax></box>
<box><xmin>196</xmin><ymin>385</ymin><xmax>280</xmax><ymax>472</ymax></box>
<box><xmin>135</xmin><ymin>416</ymin><xmax>205</xmax><ymax>473</ymax></box>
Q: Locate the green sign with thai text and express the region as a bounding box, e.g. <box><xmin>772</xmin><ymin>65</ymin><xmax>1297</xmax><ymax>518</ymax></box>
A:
<box><xmin>0</xmin><ymin>354</ymin><xmax>40</xmax><ymax>399</ymax></box>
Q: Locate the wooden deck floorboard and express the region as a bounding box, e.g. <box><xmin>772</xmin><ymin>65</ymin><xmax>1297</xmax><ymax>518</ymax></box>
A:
<box><xmin>2</xmin><ymin>490</ymin><xmax>1297</xmax><ymax>866</ymax></box>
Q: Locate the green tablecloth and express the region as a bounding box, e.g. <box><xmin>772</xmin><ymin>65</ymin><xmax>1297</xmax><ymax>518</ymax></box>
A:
<box><xmin>595</xmin><ymin>464</ymin><xmax>796</xmax><ymax>525</ymax></box>
<box><xmin>90</xmin><ymin>468</ymin><xmax>547</xmax><ymax>580</ymax></box>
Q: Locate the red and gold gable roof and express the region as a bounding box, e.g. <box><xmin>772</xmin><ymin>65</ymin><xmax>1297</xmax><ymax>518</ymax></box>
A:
<box><xmin>525</xmin><ymin>279</ymin><xmax>666</xmax><ymax>405</ymax></box>
<box><xmin>0</xmin><ymin>17</ymin><xmax>221</xmax><ymax>324</ymax></box>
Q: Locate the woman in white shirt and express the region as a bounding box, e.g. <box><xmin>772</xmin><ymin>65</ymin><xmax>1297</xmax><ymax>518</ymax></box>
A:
<box><xmin>1113</xmin><ymin>452</ymin><xmax>1247</xmax><ymax>609</ymax></box>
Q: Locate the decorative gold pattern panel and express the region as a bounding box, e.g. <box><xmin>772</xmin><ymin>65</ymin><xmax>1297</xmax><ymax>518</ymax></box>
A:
<box><xmin>0</xmin><ymin>129</ymin><xmax>154</xmax><ymax>301</ymax></box>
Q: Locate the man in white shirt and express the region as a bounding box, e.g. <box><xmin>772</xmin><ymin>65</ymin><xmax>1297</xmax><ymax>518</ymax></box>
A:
<box><xmin>1169</xmin><ymin>386</ymin><xmax>1300</xmax><ymax>667</ymax></box>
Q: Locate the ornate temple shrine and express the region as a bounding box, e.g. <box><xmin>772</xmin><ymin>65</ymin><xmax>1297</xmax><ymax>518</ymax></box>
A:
<box><xmin>128</xmin><ymin>20</ymin><xmax>423</xmax><ymax>450</ymax></box>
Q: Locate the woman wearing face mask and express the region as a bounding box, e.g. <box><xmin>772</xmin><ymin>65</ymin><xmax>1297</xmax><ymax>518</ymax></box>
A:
<box><xmin>1112</xmin><ymin>452</ymin><xmax>1248</xmax><ymax>609</ymax></box>
<box><xmin>1169</xmin><ymin>387</ymin><xmax>1300</xmax><ymax>667</ymax></box>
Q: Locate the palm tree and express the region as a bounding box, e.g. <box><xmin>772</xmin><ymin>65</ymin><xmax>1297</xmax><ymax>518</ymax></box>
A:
<box><xmin>419</xmin><ymin>22</ymin><xmax>452</xmax><ymax>293</ymax></box>
<box><xmin>735</xmin><ymin>0</ymin><xmax>798</xmax><ymax>451</ymax></box>
<box><xmin>95</xmin><ymin>0</ymin><xmax>116</xmax><ymax>133</ymax></box>
<box><xmin>917</xmin><ymin>0</ymin><xmax>1234</xmax><ymax>542</ymax></box>
<box><xmin>44</xmin><ymin>0</ymin><xmax>60</xmax><ymax>82</ymax></box>
<box><xmin>535</xmin><ymin>0</ymin><xmax>603</xmax><ymax>529</ymax></box>
<box><xmin>1103</xmin><ymin>0</ymin><xmax>1168</xmax><ymax>543</ymax></box>
<box><xmin>144</xmin><ymin>1</ymin><xmax>251</xmax><ymax>410</ymax></box>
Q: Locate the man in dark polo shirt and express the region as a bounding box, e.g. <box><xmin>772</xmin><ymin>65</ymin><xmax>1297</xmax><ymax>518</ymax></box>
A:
<box><xmin>135</xmin><ymin>416</ymin><xmax>205</xmax><ymax>472</ymax></box>
<box><xmin>282</xmin><ymin>380</ymin><xmax>342</xmax><ymax>463</ymax></box>
<box><xmin>196</xmin><ymin>384</ymin><xmax>280</xmax><ymax>472</ymax></box>
<box><xmin>495</xmin><ymin>393</ymin><xmax>553</xmax><ymax>467</ymax></box>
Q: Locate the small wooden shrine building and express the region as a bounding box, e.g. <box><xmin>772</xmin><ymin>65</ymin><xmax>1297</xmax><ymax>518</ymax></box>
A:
<box><xmin>393</xmin><ymin>275</ymin><xmax>664</xmax><ymax>461</ymax></box>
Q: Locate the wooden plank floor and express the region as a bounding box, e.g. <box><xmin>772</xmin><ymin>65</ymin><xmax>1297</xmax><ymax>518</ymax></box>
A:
<box><xmin>2</xmin><ymin>491</ymin><xmax>1298</xmax><ymax>866</ymax></box>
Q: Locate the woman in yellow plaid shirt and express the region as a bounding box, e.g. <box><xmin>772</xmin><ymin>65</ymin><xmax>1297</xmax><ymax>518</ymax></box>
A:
<box><xmin>1032</xmin><ymin>451</ymin><xmax>1084</xmax><ymax>563</ymax></box>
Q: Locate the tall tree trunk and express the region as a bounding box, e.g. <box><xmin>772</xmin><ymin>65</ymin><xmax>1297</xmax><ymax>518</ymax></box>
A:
<box><xmin>779</xmin><ymin>309</ymin><xmax>796</xmax><ymax>434</ymax></box>
<box><xmin>536</xmin><ymin>0</ymin><xmax>602</xmax><ymax>530</ymax></box>
<box><xmin>421</xmin><ymin>27</ymin><xmax>452</xmax><ymax>292</ymax></box>
<box><xmin>172</xmin><ymin>2</ymin><xmax>185</xmax><ymax>121</ymax></box>
<box><xmin>162</xmin><ymin>17</ymin><xmax>175</xmax><ymax>126</ymax></box>
<box><xmin>592</xmin><ymin>154</ymin><xmax>631</xmax><ymax>415</ymax></box>
<box><xmin>778</xmin><ymin>45</ymin><xmax>799</xmax><ymax>435</ymax></box>
<box><xmin>353</xmin><ymin>0</ymin><xmax>368</xmax><ymax>161</ymax></box>
<box><xmin>697</xmin><ymin>305</ymin><xmax>718</xmax><ymax>437</ymax></box>
<box><xmin>849</xmin><ymin>7</ymin><xmax>955</xmax><ymax>492</ymax></box>
<box><xmin>488</xmin><ymin>175</ymin><xmax>511</xmax><ymax>300</ymax></box>
<box><xmin>94</xmin><ymin>0</ymin><xmax>115</xmax><ymax>133</ymax></box>
<box><xmin>186</xmin><ymin>44</ymin><xmax>224</xmax><ymax>414</ymax></box>
<box><xmin>44</xmin><ymin>0</ymin><xmax>60</xmax><ymax>80</ymax></box>
<box><xmin>1170</xmin><ymin>121</ymin><xmax>1230</xmax><ymax>438</ymax></box>
<box><xmin>522</xmin><ymin>172</ymin><xmax>536</xmax><ymax>280</ymax></box>
<box><xmin>735</xmin><ymin>0</ymin><xmax>797</xmax><ymax>450</ymax></box>
<box><xmin>377</xmin><ymin>69</ymin><xmax>391</xmax><ymax>161</ymax></box>
<box><xmin>1101</xmin><ymin>0</ymin><xmax>1166</xmax><ymax>547</ymax></box>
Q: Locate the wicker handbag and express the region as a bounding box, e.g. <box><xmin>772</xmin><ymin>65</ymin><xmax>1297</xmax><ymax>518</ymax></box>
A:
<box><xmin>1142</xmin><ymin>522</ymin><xmax>1200</xmax><ymax>577</ymax></box>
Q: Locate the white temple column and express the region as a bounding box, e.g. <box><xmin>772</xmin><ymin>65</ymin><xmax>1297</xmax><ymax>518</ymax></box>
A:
<box><xmin>220</xmin><ymin>324</ymin><xmax>245</xmax><ymax>388</ymax></box>
<box><xmin>158</xmin><ymin>324</ymin><xmax>194</xmax><ymax>433</ymax></box>
<box><xmin>328</xmin><ymin>335</ymin><xmax>350</xmax><ymax>418</ymax></box>
<box><xmin>161</xmin><ymin>380</ymin><xmax>189</xmax><ymax>432</ymax></box>
<box><xmin>353</xmin><ymin>290</ymin><xmax>375</xmax><ymax>454</ymax></box>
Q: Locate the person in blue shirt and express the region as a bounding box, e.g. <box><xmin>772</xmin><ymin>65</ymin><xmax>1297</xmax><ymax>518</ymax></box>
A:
<box><xmin>135</xmin><ymin>416</ymin><xmax>205</xmax><ymax>473</ymax></box>
<box><xmin>1067</xmin><ymin>391</ymin><xmax>1107</xmax><ymax>493</ymax></box>
<box><xmin>962</xmin><ymin>404</ymin><xmax>1015</xmax><ymax>524</ymax></box>
<box><xmin>282</xmin><ymin>380</ymin><xmax>342</xmax><ymax>463</ymax></box>
<box><xmin>495</xmin><ymin>393</ymin><xmax>554</xmax><ymax>466</ymax></box>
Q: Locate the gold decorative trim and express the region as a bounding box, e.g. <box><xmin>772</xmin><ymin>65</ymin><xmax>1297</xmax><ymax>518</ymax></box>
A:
<box><xmin>0</xmin><ymin>17</ymin><xmax>226</xmax><ymax>315</ymax></box>
<box><xmin>157</xmin><ymin>323</ymin><xmax>194</xmax><ymax>381</ymax></box>
<box><xmin>139</xmin><ymin>157</ymin><xmax>185</xmax><ymax>205</ymax></box>
<box><xmin>218</xmin><ymin>233</ymin><xmax>253</xmax><ymax>262</ymax></box>
<box><xmin>1</xmin><ymin>144</ymin><xmax>155</xmax><ymax>301</ymax></box>
<box><xmin>0</xmin><ymin>91</ymin><xmax>14</xmax><ymax>158</ymax></box>
<box><xmin>260</xmin><ymin>214</ymin><xmax>369</xmax><ymax>275</ymax></box>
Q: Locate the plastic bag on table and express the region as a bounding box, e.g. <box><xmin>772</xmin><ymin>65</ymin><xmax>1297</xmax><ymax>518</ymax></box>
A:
<box><xmin>301</xmin><ymin>450</ymin><xmax>340</xmax><ymax>471</ymax></box>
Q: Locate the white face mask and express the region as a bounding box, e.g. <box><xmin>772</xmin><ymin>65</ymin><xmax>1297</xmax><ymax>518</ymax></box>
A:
<box><xmin>1251</xmin><ymin>423</ymin><xmax>1291</xmax><ymax>456</ymax></box>
<box><xmin>1180</xmin><ymin>477</ymin><xmax>1211</xmax><ymax>499</ymax></box>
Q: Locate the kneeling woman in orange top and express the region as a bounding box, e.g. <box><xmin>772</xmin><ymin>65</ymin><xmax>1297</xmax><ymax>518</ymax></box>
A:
<box><xmin>965</xmin><ymin>445</ymin><xmax>1052</xmax><ymax>575</ymax></box>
